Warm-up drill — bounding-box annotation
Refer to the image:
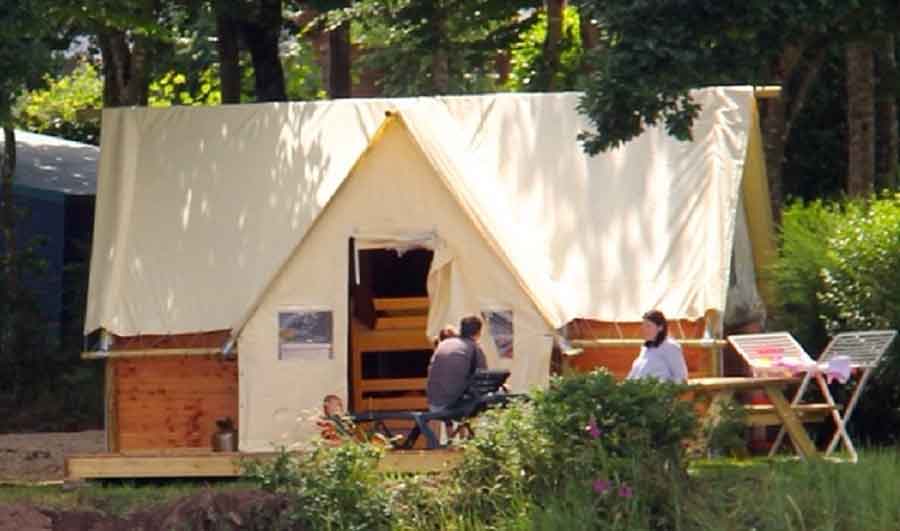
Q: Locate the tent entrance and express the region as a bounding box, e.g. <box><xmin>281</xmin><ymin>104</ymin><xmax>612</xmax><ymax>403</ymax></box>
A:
<box><xmin>348</xmin><ymin>244</ymin><xmax>434</xmax><ymax>413</ymax></box>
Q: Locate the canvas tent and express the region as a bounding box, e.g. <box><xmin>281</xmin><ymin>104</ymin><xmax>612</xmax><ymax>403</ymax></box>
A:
<box><xmin>0</xmin><ymin>131</ymin><xmax>97</xmax><ymax>337</ymax></box>
<box><xmin>85</xmin><ymin>87</ymin><xmax>774</xmax><ymax>452</ymax></box>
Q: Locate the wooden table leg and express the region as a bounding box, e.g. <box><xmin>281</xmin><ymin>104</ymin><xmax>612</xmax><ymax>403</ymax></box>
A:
<box><xmin>762</xmin><ymin>384</ymin><xmax>818</xmax><ymax>458</ymax></box>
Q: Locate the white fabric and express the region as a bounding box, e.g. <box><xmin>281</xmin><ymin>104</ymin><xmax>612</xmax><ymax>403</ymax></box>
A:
<box><xmin>237</xmin><ymin>120</ymin><xmax>552</xmax><ymax>450</ymax></box>
<box><xmin>86</xmin><ymin>88</ymin><xmax>760</xmax><ymax>337</ymax></box>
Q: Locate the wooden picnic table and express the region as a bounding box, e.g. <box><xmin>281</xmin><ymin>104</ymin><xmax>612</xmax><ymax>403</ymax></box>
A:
<box><xmin>687</xmin><ymin>377</ymin><xmax>821</xmax><ymax>459</ymax></box>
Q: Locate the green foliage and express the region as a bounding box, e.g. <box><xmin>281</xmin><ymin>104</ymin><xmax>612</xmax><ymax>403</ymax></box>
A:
<box><xmin>338</xmin><ymin>0</ymin><xmax>541</xmax><ymax>96</ymax></box>
<box><xmin>149</xmin><ymin>68</ymin><xmax>222</xmax><ymax>107</ymax></box>
<box><xmin>769</xmin><ymin>194</ymin><xmax>900</xmax><ymax>444</ymax></box>
<box><xmin>454</xmin><ymin>370</ymin><xmax>696</xmax><ymax>529</ymax></box>
<box><xmin>504</xmin><ymin>6</ymin><xmax>584</xmax><ymax>92</ymax></box>
<box><xmin>246</xmin><ymin>443</ymin><xmax>392</xmax><ymax>531</ymax></box>
<box><xmin>573</xmin><ymin>0</ymin><xmax>892</xmax><ymax>155</ymax></box>
<box><xmin>767</xmin><ymin>199</ymin><xmax>840</xmax><ymax>351</ymax></box>
<box><xmin>0</xmin><ymin>0</ymin><xmax>53</xmax><ymax>124</ymax></box>
<box><xmin>16</xmin><ymin>62</ymin><xmax>103</xmax><ymax>144</ymax></box>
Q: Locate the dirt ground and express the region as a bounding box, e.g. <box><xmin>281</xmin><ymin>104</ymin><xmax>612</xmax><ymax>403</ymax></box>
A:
<box><xmin>0</xmin><ymin>431</ymin><xmax>104</xmax><ymax>483</ymax></box>
<box><xmin>0</xmin><ymin>490</ymin><xmax>298</xmax><ymax>531</ymax></box>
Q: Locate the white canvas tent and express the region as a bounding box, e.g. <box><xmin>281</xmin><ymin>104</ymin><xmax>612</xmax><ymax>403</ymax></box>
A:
<box><xmin>86</xmin><ymin>87</ymin><xmax>773</xmax><ymax>451</ymax></box>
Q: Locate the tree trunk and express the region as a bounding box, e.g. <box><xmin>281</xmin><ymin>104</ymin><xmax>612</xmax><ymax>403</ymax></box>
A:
<box><xmin>239</xmin><ymin>0</ymin><xmax>287</xmax><ymax>102</ymax></box>
<box><xmin>544</xmin><ymin>0</ymin><xmax>565</xmax><ymax>91</ymax></box>
<box><xmin>216</xmin><ymin>1</ymin><xmax>242</xmax><ymax>104</ymax></box>
<box><xmin>431</xmin><ymin>9</ymin><xmax>450</xmax><ymax>94</ymax></box>
<box><xmin>846</xmin><ymin>42</ymin><xmax>876</xmax><ymax>197</ymax></box>
<box><xmin>578</xmin><ymin>7</ymin><xmax>597</xmax><ymax>52</ymax></box>
<box><xmin>1</xmin><ymin>127</ymin><xmax>16</xmax><ymax>306</ymax></box>
<box><xmin>98</xmin><ymin>29</ymin><xmax>151</xmax><ymax>107</ymax></box>
<box><xmin>760</xmin><ymin>41</ymin><xmax>826</xmax><ymax>220</ymax></box>
<box><xmin>875</xmin><ymin>33</ymin><xmax>898</xmax><ymax>191</ymax></box>
<box><xmin>328</xmin><ymin>21</ymin><xmax>352</xmax><ymax>98</ymax></box>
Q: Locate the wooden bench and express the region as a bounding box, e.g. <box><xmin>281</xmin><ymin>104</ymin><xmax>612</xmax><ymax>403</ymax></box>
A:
<box><xmin>745</xmin><ymin>403</ymin><xmax>841</xmax><ymax>427</ymax></box>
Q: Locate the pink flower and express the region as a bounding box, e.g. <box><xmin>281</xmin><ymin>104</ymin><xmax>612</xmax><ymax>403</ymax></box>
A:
<box><xmin>618</xmin><ymin>484</ymin><xmax>633</xmax><ymax>498</ymax></box>
<box><xmin>593</xmin><ymin>478</ymin><xmax>611</xmax><ymax>494</ymax></box>
<box><xmin>585</xmin><ymin>415</ymin><xmax>602</xmax><ymax>439</ymax></box>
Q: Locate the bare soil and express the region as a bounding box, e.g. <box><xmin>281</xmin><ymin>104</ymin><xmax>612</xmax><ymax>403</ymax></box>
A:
<box><xmin>0</xmin><ymin>431</ymin><xmax>104</xmax><ymax>483</ymax></box>
<box><xmin>0</xmin><ymin>490</ymin><xmax>299</xmax><ymax>531</ymax></box>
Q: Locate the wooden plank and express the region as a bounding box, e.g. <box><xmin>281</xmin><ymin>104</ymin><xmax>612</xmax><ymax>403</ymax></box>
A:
<box><xmin>66</xmin><ymin>449</ymin><xmax>463</xmax><ymax>480</ymax></box>
<box><xmin>356</xmin><ymin>329</ymin><xmax>432</xmax><ymax>351</ymax></box>
<box><xmin>359</xmin><ymin>378</ymin><xmax>427</xmax><ymax>392</ymax></box>
<box><xmin>83</xmin><ymin>348</ymin><xmax>227</xmax><ymax>360</ymax></box>
<box><xmin>66</xmin><ymin>453</ymin><xmax>242</xmax><ymax>480</ymax></box>
<box><xmin>376</xmin><ymin>450</ymin><xmax>463</xmax><ymax>473</ymax></box>
<box><xmin>762</xmin><ymin>384</ymin><xmax>818</xmax><ymax>458</ymax></box>
<box><xmin>373</xmin><ymin>297</ymin><xmax>429</xmax><ymax>312</ymax></box>
<box><xmin>357</xmin><ymin>395</ymin><xmax>428</xmax><ymax>411</ymax></box>
<box><xmin>105</xmin><ymin>359</ymin><xmax>118</xmax><ymax>453</ymax></box>
<box><xmin>112</xmin><ymin>355</ymin><xmax>238</xmax><ymax>451</ymax></box>
<box><xmin>374</xmin><ymin>315</ymin><xmax>429</xmax><ymax>330</ymax></box>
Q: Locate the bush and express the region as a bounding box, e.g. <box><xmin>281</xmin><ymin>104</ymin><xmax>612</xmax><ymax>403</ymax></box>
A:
<box><xmin>767</xmin><ymin>199</ymin><xmax>839</xmax><ymax>351</ymax></box>
<box><xmin>245</xmin><ymin>443</ymin><xmax>391</xmax><ymax>531</ymax></box>
<box><xmin>769</xmin><ymin>194</ymin><xmax>900</xmax><ymax>444</ymax></box>
<box><xmin>818</xmin><ymin>194</ymin><xmax>900</xmax><ymax>444</ymax></box>
<box><xmin>455</xmin><ymin>370</ymin><xmax>697</xmax><ymax>529</ymax></box>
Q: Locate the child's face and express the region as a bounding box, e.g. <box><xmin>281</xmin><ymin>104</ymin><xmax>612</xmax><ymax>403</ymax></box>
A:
<box><xmin>324</xmin><ymin>398</ymin><xmax>344</xmax><ymax>416</ymax></box>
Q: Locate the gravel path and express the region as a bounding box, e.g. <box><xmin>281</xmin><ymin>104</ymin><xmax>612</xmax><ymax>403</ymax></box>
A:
<box><xmin>0</xmin><ymin>431</ymin><xmax>104</xmax><ymax>482</ymax></box>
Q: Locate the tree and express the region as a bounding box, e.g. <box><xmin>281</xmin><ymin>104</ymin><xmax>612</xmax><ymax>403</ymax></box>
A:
<box><xmin>846</xmin><ymin>42</ymin><xmax>875</xmax><ymax>197</ymax></box>
<box><xmin>875</xmin><ymin>33</ymin><xmax>898</xmax><ymax>191</ymax></box>
<box><xmin>344</xmin><ymin>0</ymin><xmax>541</xmax><ymax>96</ymax></box>
<box><xmin>573</xmin><ymin>1</ymin><xmax>899</xmax><ymax>215</ymax></box>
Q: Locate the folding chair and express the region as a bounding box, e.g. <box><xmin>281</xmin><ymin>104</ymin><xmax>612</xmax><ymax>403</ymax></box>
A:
<box><xmin>770</xmin><ymin>330</ymin><xmax>897</xmax><ymax>461</ymax></box>
<box><xmin>727</xmin><ymin>332</ymin><xmax>848</xmax><ymax>459</ymax></box>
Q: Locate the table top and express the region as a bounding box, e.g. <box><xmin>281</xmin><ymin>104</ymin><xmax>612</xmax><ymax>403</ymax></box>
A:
<box><xmin>687</xmin><ymin>376</ymin><xmax>800</xmax><ymax>392</ymax></box>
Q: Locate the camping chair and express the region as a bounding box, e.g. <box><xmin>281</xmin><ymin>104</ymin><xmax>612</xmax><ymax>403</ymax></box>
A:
<box><xmin>727</xmin><ymin>332</ymin><xmax>850</xmax><ymax>459</ymax></box>
<box><xmin>352</xmin><ymin>369</ymin><xmax>516</xmax><ymax>449</ymax></box>
<box><xmin>769</xmin><ymin>330</ymin><xmax>897</xmax><ymax>461</ymax></box>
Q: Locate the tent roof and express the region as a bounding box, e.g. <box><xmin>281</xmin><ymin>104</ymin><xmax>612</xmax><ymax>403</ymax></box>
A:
<box><xmin>86</xmin><ymin>88</ymin><xmax>766</xmax><ymax>336</ymax></box>
<box><xmin>3</xmin><ymin>131</ymin><xmax>98</xmax><ymax>196</ymax></box>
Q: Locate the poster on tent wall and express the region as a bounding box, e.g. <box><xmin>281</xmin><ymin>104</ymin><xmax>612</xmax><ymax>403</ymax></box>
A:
<box><xmin>278</xmin><ymin>308</ymin><xmax>334</xmax><ymax>361</ymax></box>
<box><xmin>482</xmin><ymin>310</ymin><xmax>514</xmax><ymax>359</ymax></box>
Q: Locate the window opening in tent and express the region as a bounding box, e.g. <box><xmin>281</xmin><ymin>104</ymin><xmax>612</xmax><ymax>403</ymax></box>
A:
<box><xmin>348</xmin><ymin>241</ymin><xmax>434</xmax><ymax>413</ymax></box>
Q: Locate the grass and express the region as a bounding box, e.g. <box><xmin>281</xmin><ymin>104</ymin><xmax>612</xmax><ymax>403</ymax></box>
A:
<box><xmin>3</xmin><ymin>451</ymin><xmax>900</xmax><ymax>529</ymax></box>
<box><xmin>0</xmin><ymin>479</ymin><xmax>256</xmax><ymax>517</ymax></box>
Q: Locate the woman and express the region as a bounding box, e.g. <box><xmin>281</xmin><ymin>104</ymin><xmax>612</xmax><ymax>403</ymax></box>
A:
<box><xmin>626</xmin><ymin>310</ymin><xmax>688</xmax><ymax>383</ymax></box>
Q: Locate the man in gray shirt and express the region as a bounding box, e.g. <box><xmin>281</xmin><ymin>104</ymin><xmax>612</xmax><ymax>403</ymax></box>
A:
<box><xmin>426</xmin><ymin>315</ymin><xmax>488</xmax><ymax>411</ymax></box>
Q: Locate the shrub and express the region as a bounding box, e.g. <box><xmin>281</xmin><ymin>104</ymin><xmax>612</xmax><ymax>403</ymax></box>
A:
<box><xmin>818</xmin><ymin>194</ymin><xmax>900</xmax><ymax>444</ymax></box>
<box><xmin>769</xmin><ymin>194</ymin><xmax>900</xmax><ymax>445</ymax></box>
<box><xmin>455</xmin><ymin>370</ymin><xmax>697</xmax><ymax>529</ymax></box>
<box><xmin>245</xmin><ymin>443</ymin><xmax>391</xmax><ymax>531</ymax></box>
<box><xmin>766</xmin><ymin>199</ymin><xmax>839</xmax><ymax>351</ymax></box>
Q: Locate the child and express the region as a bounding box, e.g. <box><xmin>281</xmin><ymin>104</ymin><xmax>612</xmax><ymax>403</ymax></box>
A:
<box><xmin>317</xmin><ymin>394</ymin><xmax>346</xmax><ymax>445</ymax></box>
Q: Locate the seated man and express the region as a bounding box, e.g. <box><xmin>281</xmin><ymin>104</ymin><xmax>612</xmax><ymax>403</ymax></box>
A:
<box><xmin>426</xmin><ymin>315</ymin><xmax>488</xmax><ymax>413</ymax></box>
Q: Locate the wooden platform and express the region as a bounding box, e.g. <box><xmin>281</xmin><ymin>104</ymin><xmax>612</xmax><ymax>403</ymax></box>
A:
<box><xmin>64</xmin><ymin>449</ymin><xmax>463</xmax><ymax>481</ymax></box>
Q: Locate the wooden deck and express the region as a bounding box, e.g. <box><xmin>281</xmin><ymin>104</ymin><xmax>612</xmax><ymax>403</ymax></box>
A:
<box><xmin>64</xmin><ymin>448</ymin><xmax>463</xmax><ymax>481</ymax></box>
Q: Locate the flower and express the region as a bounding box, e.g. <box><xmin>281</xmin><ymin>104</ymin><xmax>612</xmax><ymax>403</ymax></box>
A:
<box><xmin>593</xmin><ymin>478</ymin><xmax>611</xmax><ymax>494</ymax></box>
<box><xmin>618</xmin><ymin>484</ymin><xmax>633</xmax><ymax>498</ymax></box>
<box><xmin>585</xmin><ymin>415</ymin><xmax>602</xmax><ymax>439</ymax></box>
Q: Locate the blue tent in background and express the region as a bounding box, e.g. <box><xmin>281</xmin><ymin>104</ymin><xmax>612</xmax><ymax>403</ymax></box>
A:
<box><xmin>4</xmin><ymin>131</ymin><xmax>97</xmax><ymax>341</ymax></box>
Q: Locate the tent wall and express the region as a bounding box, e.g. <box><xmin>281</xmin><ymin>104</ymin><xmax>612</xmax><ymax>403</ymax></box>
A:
<box><xmin>237</xmin><ymin>120</ymin><xmax>552</xmax><ymax>452</ymax></box>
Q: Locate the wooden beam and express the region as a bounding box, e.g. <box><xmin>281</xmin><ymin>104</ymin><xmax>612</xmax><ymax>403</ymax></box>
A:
<box><xmin>105</xmin><ymin>359</ymin><xmax>119</xmax><ymax>452</ymax></box>
<box><xmin>373</xmin><ymin>297</ymin><xmax>429</xmax><ymax>312</ymax></box>
<box><xmin>82</xmin><ymin>348</ymin><xmax>227</xmax><ymax>360</ymax></box>
<box><xmin>374</xmin><ymin>315</ymin><xmax>428</xmax><ymax>330</ymax></box>
<box><xmin>753</xmin><ymin>86</ymin><xmax>782</xmax><ymax>99</ymax></box>
<box><xmin>65</xmin><ymin>449</ymin><xmax>463</xmax><ymax>480</ymax></box>
<box><xmin>570</xmin><ymin>338</ymin><xmax>727</xmax><ymax>348</ymax></box>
